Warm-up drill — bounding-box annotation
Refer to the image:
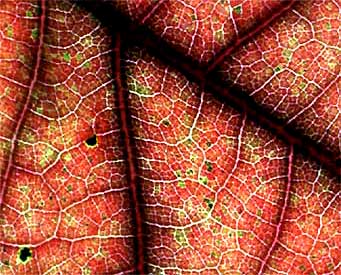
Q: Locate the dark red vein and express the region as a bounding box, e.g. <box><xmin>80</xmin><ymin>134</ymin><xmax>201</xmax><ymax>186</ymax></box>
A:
<box><xmin>113</xmin><ymin>33</ymin><xmax>146</xmax><ymax>274</ymax></box>
<box><xmin>0</xmin><ymin>0</ymin><xmax>46</xmax><ymax>207</ymax></box>
<box><xmin>206</xmin><ymin>0</ymin><xmax>297</xmax><ymax>73</ymax></box>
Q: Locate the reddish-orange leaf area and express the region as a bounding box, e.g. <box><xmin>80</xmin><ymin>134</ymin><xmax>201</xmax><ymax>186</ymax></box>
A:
<box><xmin>0</xmin><ymin>1</ymin><xmax>340</xmax><ymax>275</ymax></box>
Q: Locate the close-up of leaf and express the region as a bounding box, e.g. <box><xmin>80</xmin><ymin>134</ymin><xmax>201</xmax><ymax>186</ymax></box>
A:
<box><xmin>0</xmin><ymin>0</ymin><xmax>339</xmax><ymax>275</ymax></box>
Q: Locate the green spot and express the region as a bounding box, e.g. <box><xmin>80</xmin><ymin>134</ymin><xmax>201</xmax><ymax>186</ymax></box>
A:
<box><xmin>45</xmin><ymin>147</ymin><xmax>54</xmax><ymax>158</ymax></box>
<box><xmin>186</xmin><ymin>168</ymin><xmax>194</xmax><ymax>176</ymax></box>
<box><xmin>288</xmin><ymin>37</ymin><xmax>298</xmax><ymax>48</ymax></box>
<box><xmin>66</xmin><ymin>185</ymin><xmax>72</xmax><ymax>192</ymax></box>
<box><xmin>190</xmin><ymin>153</ymin><xmax>198</xmax><ymax>162</ymax></box>
<box><xmin>85</xmin><ymin>135</ymin><xmax>97</xmax><ymax>147</ymax></box>
<box><xmin>178</xmin><ymin>180</ymin><xmax>186</xmax><ymax>188</ymax></box>
<box><xmin>237</xmin><ymin>230</ymin><xmax>244</xmax><ymax>238</ymax></box>
<box><xmin>83</xmin><ymin>61</ymin><xmax>91</xmax><ymax>68</ymax></box>
<box><xmin>6</xmin><ymin>25</ymin><xmax>13</xmax><ymax>38</ymax></box>
<box><xmin>4</xmin><ymin>87</ymin><xmax>10</xmax><ymax>96</ymax></box>
<box><xmin>63</xmin><ymin>52</ymin><xmax>71</xmax><ymax>62</ymax></box>
<box><xmin>71</xmin><ymin>85</ymin><xmax>78</xmax><ymax>92</ymax></box>
<box><xmin>190</xmin><ymin>14</ymin><xmax>197</xmax><ymax>20</ymax></box>
<box><xmin>290</xmin><ymin>194</ymin><xmax>299</xmax><ymax>205</ymax></box>
<box><xmin>36</xmin><ymin>106</ymin><xmax>43</xmax><ymax>114</ymax></box>
<box><xmin>162</xmin><ymin>119</ymin><xmax>170</xmax><ymax>127</ymax></box>
<box><xmin>199</xmin><ymin>176</ymin><xmax>208</xmax><ymax>185</ymax></box>
<box><xmin>76</xmin><ymin>53</ymin><xmax>83</xmax><ymax>62</ymax></box>
<box><xmin>63</xmin><ymin>153</ymin><xmax>72</xmax><ymax>162</ymax></box>
<box><xmin>174</xmin><ymin>229</ymin><xmax>188</xmax><ymax>247</ymax></box>
<box><xmin>299</xmin><ymin>82</ymin><xmax>307</xmax><ymax>90</ymax></box>
<box><xmin>282</xmin><ymin>48</ymin><xmax>292</xmax><ymax>61</ymax></box>
<box><xmin>134</xmin><ymin>82</ymin><xmax>151</xmax><ymax>95</ymax></box>
<box><xmin>206</xmin><ymin>141</ymin><xmax>212</xmax><ymax>147</ymax></box>
<box><xmin>274</xmin><ymin>65</ymin><xmax>282</xmax><ymax>72</ymax></box>
<box><xmin>26</xmin><ymin>10</ymin><xmax>33</xmax><ymax>17</ymax></box>
<box><xmin>215</xmin><ymin>29</ymin><xmax>224</xmax><ymax>43</ymax></box>
<box><xmin>82</xmin><ymin>267</ymin><xmax>91</xmax><ymax>275</ymax></box>
<box><xmin>204</xmin><ymin>198</ymin><xmax>214</xmax><ymax>210</ymax></box>
<box><xmin>205</xmin><ymin>161</ymin><xmax>213</xmax><ymax>172</ymax></box>
<box><xmin>234</xmin><ymin>5</ymin><xmax>242</xmax><ymax>14</ymax></box>
<box><xmin>325</xmin><ymin>22</ymin><xmax>332</xmax><ymax>30</ymax></box>
<box><xmin>256</xmin><ymin>209</ymin><xmax>262</xmax><ymax>217</ymax></box>
<box><xmin>175</xmin><ymin>170</ymin><xmax>182</xmax><ymax>178</ymax></box>
<box><xmin>17</xmin><ymin>247</ymin><xmax>32</xmax><ymax>264</ymax></box>
<box><xmin>31</xmin><ymin>28</ymin><xmax>38</xmax><ymax>40</ymax></box>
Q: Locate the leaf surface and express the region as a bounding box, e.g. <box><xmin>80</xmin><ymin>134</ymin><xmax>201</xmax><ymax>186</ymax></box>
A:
<box><xmin>0</xmin><ymin>0</ymin><xmax>339</xmax><ymax>275</ymax></box>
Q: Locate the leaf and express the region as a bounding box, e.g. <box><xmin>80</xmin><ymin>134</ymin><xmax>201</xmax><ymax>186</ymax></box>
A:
<box><xmin>0</xmin><ymin>0</ymin><xmax>339</xmax><ymax>274</ymax></box>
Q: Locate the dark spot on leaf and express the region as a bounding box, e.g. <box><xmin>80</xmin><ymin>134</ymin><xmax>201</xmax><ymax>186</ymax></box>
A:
<box><xmin>204</xmin><ymin>198</ymin><xmax>214</xmax><ymax>210</ymax></box>
<box><xmin>162</xmin><ymin>119</ymin><xmax>170</xmax><ymax>126</ymax></box>
<box><xmin>205</xmin><ymin>161</ymin><xmax>213</xmax><ymax>172</ymax></box>
<box><xmin>18</xmin><ymin>247</ymin><xmax>32</xmax><ymax>263</ymax></box>
<box><xmin>85</xmin><ymin>135</ymin><xmax>97</xmax><ymax>147</ymax></box>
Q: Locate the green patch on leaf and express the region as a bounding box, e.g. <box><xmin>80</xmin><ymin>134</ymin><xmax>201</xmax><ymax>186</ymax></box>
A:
<box><xmin>36</xmin><ymin>106</ymin><xmax>43</xmax><ymax>114</ymax></box>
<box><xmin>4</xmin><ymin>87</ymin><xmax>10</xmax><ymax>96</ymax></box>
<box><xmin>299</xmin><ymin>82</ymin><xmax>307</xmax><ymax>90</ymax></box>
<box><xmin>288</xmin><ymin>37</ymin><xmax>298</xmax><ymax>48</ymax></box>
<box><xmin>274</xmin><ymin>65</ymin><xmax>282</xmax><ymax>72</ymax></box>
<box><xmin>282</xmin><ymin>48</ymin><xmax>292</xmax><ymax>61</ymax></box>
<box><xmin>66</xmin><ymin>185</ymin><xmax>72</xmax><ymax>192</ymax></box>
<box><xmin>31</xmin><ymin>28</ymin><xmax>38</xmax><ymax>40</ymax></box>
<box><xmin>82</xmin><ymin>267</ymin><xmax>91</xmax><ymax>275</ymax></box>
<box><xmin>325</xmin><ymin>22</ymin><xmax>332</xmax><ymax>30</ymax></box>
<box><xmin>205</xmin><ymin>161</ymin><xmax>213</xmax><ymax>172</ymax></box>
<box><xmin>290</xmin><ymin>194</ymin><xmax>300</xmax><ymax>205</ymax></box>
<box><xmin>63</xmin><ymin>153</ymin><xmax>72</xmax><ymax>162</ymax></box>
<box><xmin>256</xmin><ymin>208</ymin><xmax>262</xmax><ymax>217</ymax></box>
<box><xmin>26</xmin><ymin>10</ymin><xmax>33</xmax><ymax>17</ymax></box>
<box><xmin>135</xmin><ymin>82</ymin><xmax>151</xmax><ymax>95</ymax></box>
<box><xmin>6</xmin><ymin>25</ymin><xmax>13</xmax><ymax>38</ymax></box>
<box><xmin>204</xmin><ymin>198</ymin><xmax>214</xmax><ymax>210</ymax></box>
<box><xmin>16</xmin><ymin>247</ymin><xmax>32</xmax><ymax>265</ymax></box>
<box><xmin>178</xmin><ymin>180</ymin><xmax>186</xmax><ymax>188</ymax></box>
<box><xmin>83</xmin><ymin>61</ymin><xmax>91</xmax><ymax>68</ymax></box>
<box><xmin>175</xmin><ymin>170</ymin><xmax>182</xmax><ymax>178</ymax></box>
<box><xmin>199</xmin><ymin>176</ymin><xmax>208</xmax><ymax>185</ymax></box>
<box><xmin>63</xmin><ymin>52</ymin><xmax>71</xmax><ymax>62</ymax></box>
<box><xmin>174</xmin><ymin>229</ymin><xmax>188</xmax><ymax>247</ymax></box>
<box><xmin>237</xmin><ymin>230</ymin><xmax>244</xmax><ymax>238</ymax></box>
<box><xmin>233</xmin><ymin>5</ymin><xmax>242</xmax><ymax>14</ymax></box>
<box><xmin>215</xmin><ymin>29</ymin><xmax>224</xmax><ymax>43</ymax></box>
<box><xmin>76</xmin><ymin>53</ymin><xmax>83</xmax><ymax>62</ymax></box>
<box><xmin>190</xmin><ymin>153</ymin><xmax>198</xmax><ymax>162</ymax></box>
<box><xmin>186</xmin><ymin>168</ymin><xmax>194</xmax><ymax>176</ymax></box>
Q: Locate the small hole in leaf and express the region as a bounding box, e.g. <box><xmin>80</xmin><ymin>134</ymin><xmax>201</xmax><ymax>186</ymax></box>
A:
<box><xmin>85</xmin><ymin>135</ymin><xmax>97</xmax><ymax>147</ymax></box>
<box><xmin>18</xmin><ymin>247</ymin><xmax>32</xmax><ymax>264</ymax></box>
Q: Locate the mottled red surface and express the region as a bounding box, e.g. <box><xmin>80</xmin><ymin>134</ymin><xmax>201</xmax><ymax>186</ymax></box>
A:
<box><xmin>0</xmin><ymin>0</ymin><xmax>339</xmax><ymax>275</ymax></box>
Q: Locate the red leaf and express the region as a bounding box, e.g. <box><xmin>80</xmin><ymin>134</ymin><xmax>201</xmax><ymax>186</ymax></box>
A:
<box><xmin>0</xmin><ymin>0</ymin><xmax>339</xmax><ymax>274</ymax></box>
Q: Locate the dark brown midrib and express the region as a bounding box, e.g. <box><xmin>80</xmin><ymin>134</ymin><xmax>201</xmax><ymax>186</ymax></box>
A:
<box><xmin>125</xmin><ymin>28</ymin><xmax>339</xmax><ymax>178</ymax></box>
<box><xmin>0</xmin><ymin>0</ymin><xmax>47</xmax><ymax>207</ymax></box>
<box><xmin>77</xmin><ymin>0</ymin><xmax>339</xmax><ymax>178</ymax></box>
<box><xmin>113</xmin><ymin>33</ymin><xmax>147</xmax><ymax>274</ymax></box>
